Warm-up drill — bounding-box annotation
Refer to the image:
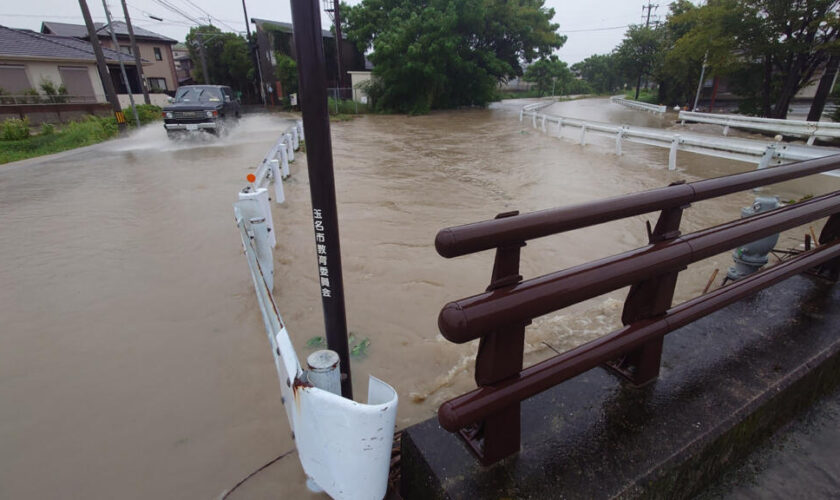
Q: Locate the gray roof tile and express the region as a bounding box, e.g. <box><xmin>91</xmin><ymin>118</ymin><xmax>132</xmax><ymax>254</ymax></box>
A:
<box><xmin>41</xmin><ymin>20</ymin><xmax>177</xmax><ymax>43</ymax></box>
<box><xmin>0</xmin><ymin>25</ymin><xmax>139</xmax><ymax>64</ymax></box>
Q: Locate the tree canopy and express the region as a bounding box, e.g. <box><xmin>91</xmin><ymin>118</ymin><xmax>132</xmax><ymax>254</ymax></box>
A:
<box><xmin>343</xmin><ymin>0</ymin><xmax>566</xmax><ymax>113</ymax></box>
<box><xmin>185</xmin><ymin>26</ymin><xmax>256</xmax><ymax>99</ymax></box>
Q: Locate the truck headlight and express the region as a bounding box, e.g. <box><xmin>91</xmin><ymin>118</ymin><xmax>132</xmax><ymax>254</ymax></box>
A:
<box><xmin>165</xmin><ymin>112</ymin><xmax>173</xmax><ymax>119</ymax></box>
<box><xmin>205</xmin><ymin>110</ymin><xmax>218</xmax><ymax>118</ymax></box>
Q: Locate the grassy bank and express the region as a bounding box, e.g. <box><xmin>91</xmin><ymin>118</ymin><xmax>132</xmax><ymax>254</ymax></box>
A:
<box><xmin>0</xmin><ymin>105</ymin><xmax>161</xmax><ymax>165</ymax></box>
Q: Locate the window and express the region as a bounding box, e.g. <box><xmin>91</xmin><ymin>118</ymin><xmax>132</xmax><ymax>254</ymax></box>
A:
<box><xmin>154</xmin><ymin>47</ymin><xmax>162</xmax><ymax>61</ymax></box>
<box><xmin>120</xmin><ymin>45</ymin><xmax>132</xmax><ymax>55</ymax></box>
<box><xmin>148</xmin><ymin>78</ymin><xmax>167</xmax><ymax>91</ymax></box>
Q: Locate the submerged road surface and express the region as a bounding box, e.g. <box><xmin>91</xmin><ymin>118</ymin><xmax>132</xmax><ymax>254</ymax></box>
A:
<box><xmin>2</xmin><ymin>101</ymin><xmax>839</xmax><ymax>498</ymax></box>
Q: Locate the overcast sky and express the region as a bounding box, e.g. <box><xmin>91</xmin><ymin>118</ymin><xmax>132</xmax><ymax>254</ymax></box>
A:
<box><xmin>0</xmin><ymin>1</ymin><xmax>683</xmax><ymax>65</ymax></box>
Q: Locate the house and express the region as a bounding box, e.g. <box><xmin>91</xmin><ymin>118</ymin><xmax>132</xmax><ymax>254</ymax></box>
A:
<box><xmin>0</xmin><ymin>24</ymin><xmax>137</xmax><ymax>103</ymax></box>
<box><xmin>171</xmin><ymin>43</ymin><xmax>194</xmax><ymax>86</ymax></box>
<box><xmin>251</xmin><ymin>18</ymin><xmax>367</xmax><ymax>99</ymax></box>
<box><xmin>41</xmin><ymin>21</ymin><xmax>178</xmax><ymax>94</ymax></box>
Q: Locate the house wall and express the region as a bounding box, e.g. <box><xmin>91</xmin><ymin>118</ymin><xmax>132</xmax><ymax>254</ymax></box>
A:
<box><xmin>101</xmin><ymin>39</ymin><xmax>178</xmax><ymax>92</ymax></box>
<box><xmin>0</xmin><ymin>59</ymin><xmax>105</xmax><ymax>103</ymax></box>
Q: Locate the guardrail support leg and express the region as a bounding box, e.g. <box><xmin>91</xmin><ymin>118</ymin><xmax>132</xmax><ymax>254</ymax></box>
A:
<box><xmin>580</xmin><ymin>125</ymin><xmax>587</xmax><ymax>145</ymax></box>
<box><xmin>758</xmin><ymin>144</ymin><xmax>776</xmax><ymax>170</ymax></box>
<box><xmin>816</xmin><ymin>214</ymin><xmax>840</xmax><ymax>281</ymax></box>
<box><xmin>616</xmin><ymin>129</ymin><xmax>624</xmax><ymax>156</ymax></box>
<box><xmin>270</xmin><ymin>159</ymin><xmax>285</xmax><ymax>204</ymax></box>
<box><xmin>519</xmin><ymin>109</ymin><xmax>524</xmax><ymax>122</ymax></box>
<box><xmin>605</xmin><ymin>198</ymin><xmax>686</xmax><ymax>386</ymax></box>
<box><xmin>557</xmin><ymin>117</ymin><xmax>563</xmax><ymax>133</ymax></box>
<box><xmin>532</xmin><ymin>113</ymin><xmax>537</xmax><ymax>128</ymax></box>
<box><xmin>279</xmin><ymin>146</ymin><xmax>290</xmax><ymax>178</ymax></box>
<box><xmin>807</xmin><ymin>134</ymin><xmax>816</xmax><ymax>146</ymax></box>
<box><xmin>723</xmin><ymin>121</ymin><xmax>730</xmax><ymax>136</ymax></box>
<box><xmin>292</xmin><ymin>127</ymin><xmax>300</xmax><ymax>150</ymax></box>
<box><xmin>285</xmin><ymin>133</ymin><xmax>295</xmax><ymax>162</ymax></box>
<box><xmin>459</xmin><ymin>211</ymin><xmax>526</xmax><ymax>465</ymax></box>
<box><xmin>541</xmin><ymin>115</ymin><xmax>546</xmax><ymax>132</ymax></box>
<box><xmin>668</xmin><ymin>135</ymin><xmax>680</xmax><ymax>170</ymax></box>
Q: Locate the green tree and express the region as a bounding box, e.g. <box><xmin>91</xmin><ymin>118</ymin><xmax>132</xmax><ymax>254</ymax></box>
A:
<box><xmin>572</xmin><ymin>53</ymin><xmax>623</xmax><ymax>94</ymax></box>
<box><xmin>274</xmin><ymin>53</ymin><xmax>298</xmax><ymax>97</ymax></box>
<box><xmin>662</xmin><ymin>0</ymin><xmax>840</xmax><ymax>118</ymax></box>
<box><xmin>185</xmin><ymin>26</ymin><xmax>256</xmax><ymax>99</ymax></box>
<box><xmin>523</xmin><ymin>56</ymin><xmax>573</xmax><ymax>96</ymax></box>
<box><xmin>614</xmin><ymin>24</ymin><xmax>668</xmax><ymax>100</ymax></box>
<box><xmin>343</xmin><ymin>0</ymin><xmax>566</xmax><ymax>114</ymax></box>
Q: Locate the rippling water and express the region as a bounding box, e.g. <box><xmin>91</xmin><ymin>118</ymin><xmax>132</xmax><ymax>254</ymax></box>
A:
<box><xmin>2</xmin><ymin>100</ymin><xmax>838</xmax><ymax>498</ymax></box>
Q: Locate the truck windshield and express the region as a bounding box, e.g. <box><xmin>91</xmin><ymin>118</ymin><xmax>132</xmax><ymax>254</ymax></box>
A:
<box><xmin>174</xmin><ymin>87</ymin><xmax>223</xmax><ymax>103</ymax></box>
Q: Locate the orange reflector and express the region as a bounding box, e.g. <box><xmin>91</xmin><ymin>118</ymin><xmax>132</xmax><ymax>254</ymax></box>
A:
<box><xmin>247</xmin><ymin>174</ymin><xmax>256</xmax><ymax>183</ymax></box>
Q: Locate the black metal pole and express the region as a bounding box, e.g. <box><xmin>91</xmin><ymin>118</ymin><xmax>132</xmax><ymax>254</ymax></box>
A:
<box><xmin>291</xmin><ymin>0</ymin><xmax>353</xmax><ymax>399</ymax></box>
<box><xmin>121</xmin><ymin>0</ymin><xmax>150</xmax><ymax>105</ymax></box>
<box><xmin>79</xmin><ymin>0</ymin><xmax>126</xmax><ymax>130</ymax></box>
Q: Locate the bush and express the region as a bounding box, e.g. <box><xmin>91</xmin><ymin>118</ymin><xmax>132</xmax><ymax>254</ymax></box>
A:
<box><xmin>327</xmin><ymin>97</ymin><xmax>368</xmax><ymax>115</ymax></box>
<box><xmin>40</xmin><ymin>123</ymin><xmax>55</xmax><ymax>136</ymax></box>
<box><xmin>62</xmin><ymin>115</ymin><xmax>119</xmax><ymax>143</ymax></box>
<box><xmin>125</xmin><ymin>104</ymin><xmax>162</xmax><ymax>125</ymax></box>
<box><xmin>1</xmin><ymin>117</ymin><xmax>30</xmax><ymax>140</ymax></box>
<box><xmin>40</xmin><ymin>79</ymin><xmax>68</xmax><ymax>103</ymax></box>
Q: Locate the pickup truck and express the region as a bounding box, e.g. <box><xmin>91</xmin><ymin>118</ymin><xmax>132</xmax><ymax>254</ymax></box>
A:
<box><xmin>162</xmin><ymin>85</ymin><xmax>240</xmax><ymax>138</ymax></box>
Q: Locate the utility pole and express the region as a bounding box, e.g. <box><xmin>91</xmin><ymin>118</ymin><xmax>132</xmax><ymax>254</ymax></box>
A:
<box><xmin>78</xmin><ymin>0</ymin><xmax>126</xmax><ymax>131</ymax></box>
<box><xmin>323</xmin><ymin>0</ymin><xmax>345</xmax><ymax>89</ymax></box>
<box><xmin>635</xmin><ymin>2</ymin><xmax>658</xmax><ymax>100</ymax></box>
<box><xmin>102</xmin><ymin>0</ymin><xmax>140</xmax><ymax>127</ymax></box>
<box><xmin>241</xmin><ymin>0</ymin><xmax>266</xmax><ymax>105</ymax></box>
<box><xmin>693</xmin><ymin>51</ymin><xmax>708</xmax><ymax>111</ymax></box>
<box><xmin>291</xmin><ymin>0</ymin><xmax>353</xmax><ymax>399</ymax></box>
<box><xmin>196</xmin><ymin>31</ymin><xmax>210</xmax><ymax>84</ymax></box>
<box><xmin>120</xmin><ymin>0</ymin><xmax>150</xmax><ymax>105</ymax></box>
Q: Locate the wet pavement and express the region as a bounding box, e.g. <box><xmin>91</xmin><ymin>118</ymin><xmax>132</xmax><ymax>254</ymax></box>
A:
<box><xmin>2</xmin><ymin>99</ymin><xmax>839</xmax><ymax>498</ymax></box>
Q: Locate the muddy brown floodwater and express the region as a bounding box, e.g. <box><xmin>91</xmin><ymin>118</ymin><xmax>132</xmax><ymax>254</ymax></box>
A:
<box><xmin>2</xmin><ymin>98</ymin><xmax>839</xmax><ymax>498</ymax></box>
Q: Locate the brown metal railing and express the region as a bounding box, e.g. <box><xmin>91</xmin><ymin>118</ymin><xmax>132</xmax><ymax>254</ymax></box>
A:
<box><xmin>434</xmin><ymin>154</ymin><xmax>840</xmax><ymax>465</ymax></box>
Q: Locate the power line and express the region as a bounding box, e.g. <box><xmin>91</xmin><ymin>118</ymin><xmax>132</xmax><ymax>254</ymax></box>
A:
<box><xmin>559</xmin><ymin>25</ymin><xmax>630</xmax><ymax>33</ymax></box>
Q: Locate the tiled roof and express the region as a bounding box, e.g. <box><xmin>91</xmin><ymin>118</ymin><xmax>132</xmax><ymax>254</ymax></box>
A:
<box><xmin>41</xmin><ymin>20</ymin><xmax>177</xmax><ymax>43</ymax></box>
<box><xmin>0</xmin><ymin>24</ymin><xmax>138</xmax><ymax>64</ymax></box>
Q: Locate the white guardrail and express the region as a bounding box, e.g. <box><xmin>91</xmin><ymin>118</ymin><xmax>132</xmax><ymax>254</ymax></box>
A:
<box><xmin>233</xmin><ymin>120</ymin><xmax>399</xmax><ymax>500</ymax></box>
<box><xmin>610</xmin><ymin>95</ymin><xmax>667</xmax><ymax>115</ymax></box>
<box><xmin>520</xmin><ymin>107</ymin><xmax>840</xmax><ymax>174</ymax></box>
<box><xmin>679</xmin><ymin>110</ymin><xmax>840</xmax><ymax>145</ymax></box>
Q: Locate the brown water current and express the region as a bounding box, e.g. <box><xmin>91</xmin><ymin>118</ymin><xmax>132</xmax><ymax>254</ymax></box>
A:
<box><xmin>2</xmin><ymin>98</ymin><xmax>839</xmax><ymax>498</ymax></box>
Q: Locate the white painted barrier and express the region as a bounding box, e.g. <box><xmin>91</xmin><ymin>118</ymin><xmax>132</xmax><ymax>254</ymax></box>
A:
<box><xmin>610</xmin><ymin>96</ymin><xmax>667</xmax><ymax>115</ymax></box>
<box><xmin>520</xmin><ymin>108</ymin><xmax>840</xmax><ymax>173</ymax></box>
<box><xmin>679</xmin><ymin>110</ymin><xmax>840</xmax><ymax>145</ymax></box>
<box><xmin>233</xmin><ymin>120</ymin><xmax>399</xmax><ymax>499</ymax></box>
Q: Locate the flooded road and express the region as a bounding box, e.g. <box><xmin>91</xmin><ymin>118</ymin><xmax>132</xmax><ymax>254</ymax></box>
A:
<box><xmin>2</xmin><ymin>99</ymin><xmax>839</xmax><ymax>498</ymax></box>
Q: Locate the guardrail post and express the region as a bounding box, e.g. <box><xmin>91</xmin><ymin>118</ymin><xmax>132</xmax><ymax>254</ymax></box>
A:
<box><xmin>306</xmin><ymin>350</ymin><xmax>341</xmax><ymax>396</ymax></box>
<box><xmin>580</xmin><ymin>124</ymin><xmax>587</xmax><ymax>145</ymax></box>
<box><xmin>239</xmin><ymin>187</ymin><xmax>276</xmax><ymax>248</ymax></box>
<box><xmin>758</xmin><ymin>144</ymin><xmax>776</xmax><ymax>170</ymax></box>
<box><xmin>249</xmin><ymin>216</ymin><xmax>274</xmax><ymax>291</ymax></box>
<box><xmin>270</xmin><ymin>159</ymin><xmax>285</xmax><ymax>204</ymax></box>
<box><xmin>297</xmin><ymin>120</ymin><xmax>304</xmax><ymax>141</ymax></box>
<box><xmin>541</xmin><ymin>115</ymin><xmax>546</xmax><ymax>132</ymax></box>
<box><xmin>292</xmin><ymin>127</ymin><xmax>300</xmax><ymax>150</ymax></box>
<box><xmin>668</xmin><ymin>135</ymin><xmax>680</xmax><ymax>170</ymax></box>
<box><xmin>605</xmin><ymin>188</ymin><xmax>687</xmax><ymax>385</ymax></box>
<box><xmin>532</xmin><ymin>113</ymin><xmax>537</xmax><ymax>128</ymax></box>
<box><xmin>519</xmin><ymin>108</ymin><xmax>524</xmax><ymax>122</ymax></box>
<box><xmin>285</xmin><ymin>134</ymin><xmax>295</xmax><ymax>162</ymax></box>
<box><xmin>723</xmin><ymin>120</ymin><xmax>730</xmax><ymax>136</ymax></box>
<box><xmin>459</xmin><ymin>210</ymin><xmax>527</xmax><ymax>465</ymax></box>
<box><xmin>616</xmin><ymin>128</ymin><xmax>625</xmax><ymax>156</ymax></box>
<box><xmin>279</xmin><ymin>145</ymin><xmax>290</xmax><ymax>178</ymax></box>
<box><xmin>557</xmin><ymin>117</ymin><xmax>563</xmax><ymax>133</ymax></box>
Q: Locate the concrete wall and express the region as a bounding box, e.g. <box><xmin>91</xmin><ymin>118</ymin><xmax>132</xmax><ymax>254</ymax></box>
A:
<box><xmin>117</xmin><ymin>93</ymin><xmax>170</xmax><ymax>108</ymax></box>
